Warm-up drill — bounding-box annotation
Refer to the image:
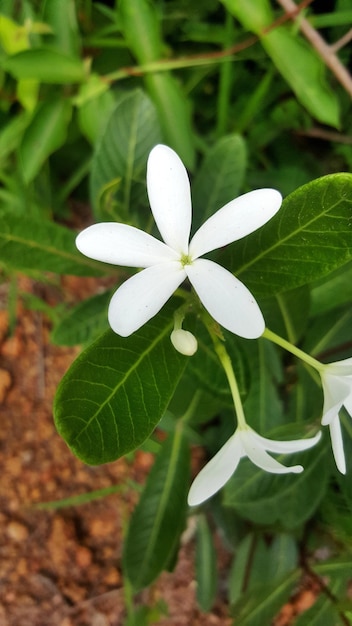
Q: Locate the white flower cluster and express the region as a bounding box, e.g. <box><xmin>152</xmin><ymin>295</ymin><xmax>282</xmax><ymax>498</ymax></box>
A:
<box><xmin>76</xmin><ymin>145</ymin><xmax>352</xmax><ymax>506</ymax></box>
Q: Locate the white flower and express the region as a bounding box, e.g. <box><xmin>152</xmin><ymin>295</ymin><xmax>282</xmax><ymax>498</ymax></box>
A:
<box><xmin>187</xmin><ymin>425</ymin><xmax>321</xmax><ymax>506</ymax></box>
<box><xmin>76</xmin><ymin>144</ymin><xmax>282</xmax><ymax>338</ymax></box>
<box><xmin>320</xmin><ymin>357</ymin><xmax>352</xmax><ymax>474</ymax></box>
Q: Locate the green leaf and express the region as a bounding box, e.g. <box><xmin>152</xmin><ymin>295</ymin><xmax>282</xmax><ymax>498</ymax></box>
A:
<box><xmin>294</xmin><ymin>559</ymin><xmax>352</xmax><ymax>625</ymax></box>
<box><xmin>222</xmin><ymin>0</ymin><xmax>339</xmax><ymax>127</ymax></box>
<box><xmin>19</xmin><ymin>99</ymin><xmax>72</xmax><ymax>183</ymax></box>
<box><xmin>123</xmin><ymin>427</ymin><xmax>190</xmax><ymax>591</ymax></box>
<box><xmin>261</xmin><ymin>285</ymin><xmax>310</xmax><ymax>343</ymax></box>
<box><xmin>54</xmin><ymin>302</ymin><xmax>188</xmax><ymax>464</ymax></box>
<box><xmin>303</xmin><ymin>305</ymin><xmax>352</xmax><ymax>357</ymax></box>
<box><xmin>41</xmin><ymin>0</ymin><xmax>81</xmax><ymax>57</ymax></box>
<box><xmin>192</xmin><ymin>134</ymin><xmax>247</xmax><ymax>230</ymax></box>
<box><xmin>90</xmin><ymin>89</ymin><xmax>162</xmax><ymax>220</ymax></box>
<box><xmin>224</xmin><ymin>441</ymin><xmax>328</xmax><ymax>528</ymax></box>
<box><xmin>222</xmin><ymin>174</ymin><xmax>352</xmax><ymax>297</ymax></box>
<box><xmin>77</xmin><ymin>84</ymin><xmax>115</xmax><ymax>145</ymax></box>
<box><xmin>119</xmin><ymin>0</ymin><xmax>195</xmax><ymax>169</ymax></box>
<box><xmin>3</xmin><ymin>48</ymin><xmax>86</xmax><ymax>83</ymax></box>
<box><xmin>195</xmin><ymin>515</ymin><xmax>217</xmax><ymax>612</ymax></box>
<box><xmin>51</xmin><ymin>290</ymin><xmax>112</xmax><ymax>346</ymax></box>
<box><xmin>268</xmin><ymin>534</ymin><xmax>298</xmax><ymax>579</ymax></box>
<box><xmin>231</xmin><ymin>570</ymin><xmax>300</xmax><ymax>626</ymax></box>
<box><xmin>0</xmin><ymin>111</ymin><xmax>31</xmax><ymax>163</ymax></box>
<box><xmin>229</xmin><ymin>535</ymin><xmax>269</xmax><ymax>605</ymax></box>
<box><xmin>241</xmin><ymin>339</ymin><xmax>284</xmax><ymax>433</ymax></box>
<box><xmin>0</xmin><ymin>212</ymin><xmax>104</xmax><ymax>276</ymax></box>
<box><xmin>310</xmin><ymin>261</ymin><xmax>352</xmax><ymax>317</ymax></box>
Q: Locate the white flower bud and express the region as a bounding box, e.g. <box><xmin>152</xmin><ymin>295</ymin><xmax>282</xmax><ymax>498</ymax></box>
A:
<box><xmin>170</xmin><ymin>329</ymin><xmax>198</xmax><ymax>356</ymax></box>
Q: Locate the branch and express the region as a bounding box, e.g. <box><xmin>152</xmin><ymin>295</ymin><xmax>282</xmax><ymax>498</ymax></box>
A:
<box><xmin>276</xmin><ymin>0</ymin><xmax>352</xmax><ymax>97</ymax></box>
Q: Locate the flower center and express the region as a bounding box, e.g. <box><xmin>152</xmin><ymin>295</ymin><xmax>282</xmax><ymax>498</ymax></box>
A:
<box><xmin>180</xmin><ymin>253</ymin><xmax>192</xmax><ymax>267</ymax></box>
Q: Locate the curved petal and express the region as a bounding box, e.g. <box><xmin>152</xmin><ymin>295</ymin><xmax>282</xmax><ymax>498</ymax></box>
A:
<box><xmin>108</xmin><ymin>262</ymin><xmax>186</xmax><ymax>336</ymax></box>
<box><xmin>147</xmin><ymin>145</ymin><xmax>192</xmax><ymax>254</ymax></box>
<box><xmin>242</xmin><ymin>437</ymin><xmax>303</xmax><ymax>474</ymax></box>
<box><xmin>189</xmin><ymin>189</ymin><xmax>282</xmax><ymax>258</ymax></box>
<box><xmin>76</xmin><ymin>222</ymin><xmax>178</xmax><ymax>268</ymax></box>
<box><xmin>252</xmin><ymin>430</ymin><xmax>321</xmax><ymax>454</ymax></box>
<box><xmin>185</xmin><ymin>259</ymin><xmax>264</xmax><ymax>339</ymax></box>
<box><xmin>329</xmin><ymin>417</ymin><xmax>346</xmax><ymax>474</ymax></box>
<box><xmin>187</xmin><ymin>432</ymin><xmax>244</xmax><ymax>506</ymax></box>
<box><xmin>321</xmin><ymin>373</ymin><xmax>350</xmax><ymax>425</ymax></box>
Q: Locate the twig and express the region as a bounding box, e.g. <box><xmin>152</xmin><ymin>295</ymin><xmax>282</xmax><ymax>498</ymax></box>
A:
<box><xmin>104</xmin><ymin>0</ymin><xmax>314</xmax><ymax>83</ymax></box>
<box><xmin>295</xmin><ymin>127</ymin><xmax>352</xmax><ymax>144</ymax></box>
<box><xmin>330</xmin><ymin>28</ymin><xmax>352</xmax><ymax>53</ymax></box>
<box><xmin>276</xmin><ymin>0</ymin><xmax>352</xmax><ymax>97</ymax></box>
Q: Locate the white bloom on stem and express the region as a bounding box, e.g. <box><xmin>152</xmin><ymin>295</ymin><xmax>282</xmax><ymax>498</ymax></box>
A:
<box><xmin>76</xmin><ymin>144</ymin><xmax>282</xmax><ymax>338</ymax></box>
<box><xmin>320</xmin><ymin>357</ymin><xmax>352</xmax><ymax>474</ymax></box>
<box><xmin>188</xmin><ymin>425</ymin><xmax>321</xmax><ymax>506</ymax></box>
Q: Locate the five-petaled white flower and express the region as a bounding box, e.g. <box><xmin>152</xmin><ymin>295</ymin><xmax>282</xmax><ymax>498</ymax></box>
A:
<box><xmin>320</xmin><ymin>357</ymin><xmax>352</xmax><ymax>474</ymax></box>
<box><xmin>188</xmin><ymin>425</ymin><xmax>321</xmax><ymax>506</ymax></box>
<box><xmin>76</xmin><ymin>145</ymin><xmax>282</xmax><ymax>338</ymax></box>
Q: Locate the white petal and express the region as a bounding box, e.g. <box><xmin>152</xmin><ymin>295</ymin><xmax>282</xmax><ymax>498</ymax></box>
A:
<box><xmin>252</xmin><ymin>429</ymin><xmax>322</xmax><ymax>454</ymax></box>
<box><xmin>242</xmin><ymin>438</ymin><xmax>303</xmax><ymax>474</ymax></box>
<box><xmin>108</xmin><ymin>262</ymin><xmax>186</xmax><ymax>336</ymax></box>
<box><xmin>188</xmin><ymin>432</ymin><xmax>244</xmax><ymax>506</ymax></box>
<box><xmin>321</xmin><ymin>373</ymin><xmax>350</xmax><ymax>425</ymax></box>
<box><xmin>325</xmin><ymin>357</ymin><xmax>352</xmax><ymax>376</ymax></box>
<box><xmin>76</xmin><ymin>222</ymin><xmax>178</xmax><ymax>267</ymax></box>
<box><xmin>329</xmin><ymin>417</ymin><xmax>346</xmax><ymax>474</ymax></box>
<box><xmin>185</xmin><ymin>259</ymin><xmax>264</xmax><ymax>339</ymax></box>
<box><xmin>147</xmin><ymin>145</ymin><xmax>192</xmax><ymax>253</ymax></box>
<box><xmin>189</xmin><ymin>188</ymin><xmax>282</xmax><ymax>258</ymax></box>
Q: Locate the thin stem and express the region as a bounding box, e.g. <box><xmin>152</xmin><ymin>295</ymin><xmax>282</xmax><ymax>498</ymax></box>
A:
<box><xmin>263</xmin><ymin>327</ymin><xmax>324</xmax><ymax>372</ymax></box>
<box><xmin>203</xmin><ymin>320</ymin><xmax>246</xmax><ymax>428</ymax></box>
<box><xmin>181</xmin><ymin>390</ymin><xmax>202</xmax><ymax>425</ymax></box>
<box><xmin>216</xmin><ymin>13</ymin><xmax>235</xmax><ymax>137</ymax></box>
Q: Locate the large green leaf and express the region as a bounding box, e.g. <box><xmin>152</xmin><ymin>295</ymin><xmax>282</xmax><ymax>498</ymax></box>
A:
<box><xmin>0</xmin><ymin>212</ymin><xmax>104</xmax><ymax>276</ymax></box>
<box><xmin>123</xmin><ymin>427</ymin><xmax>190</xmax><ymax>590</ymax></box>
<box><xmin>19</xmin><ymin>99</ymin><xmax>72</xmax><ymax>183</ymax></box>
<box><xmin>3</xmin><ymin>48</ymin><xmax>86</xmax><ymax>83</ymax></box>
<box><xmin>119</xmin><ymin>0</ymin><xmax>195</xmax><ymax>169</ymax></box>
<box><xmin>221</xmin><ymin>174</ymin><xmax>352</xmax><ymax>297</ymax></box>
<box><xmin>90</xmin><ymin>89</ymin><xmax>162</xmax><ymax>220</ymax></box>
<box><xmin>192</xmin><ymin>134</ymin><xmax>247</xmax><ymax>230</ymax></box>
<box><xmin>54</xmin><ymin>303</ymin><xmax>187</xmax><ymax>464</ymax></box>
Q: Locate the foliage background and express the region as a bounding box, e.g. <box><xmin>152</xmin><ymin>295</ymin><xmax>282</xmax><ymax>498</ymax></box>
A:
<box><xmin>0</xmin><ymin>0</ymin><xmax>352</xmax><ymax>623</ymax></box>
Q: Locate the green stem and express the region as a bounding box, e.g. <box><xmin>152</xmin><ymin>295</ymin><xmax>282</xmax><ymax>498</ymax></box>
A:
<box><xmin>181</xmin><ymin>390</ymin><xmax>202</xmax><ymax>425</ymax></box>
<box><xmin>263</xmin><ymin>328</ymin><xmax>324</xmax><ymax>372</ymax></box>
<box><xmin>203</xmin><ymin>319</ymin><xmax>246</xmax><ymax>428</ymax></box>
<box><xmin>216</xmin><ymin>13</ymin><xmax>234</xmax><ymax>137</ymax></box>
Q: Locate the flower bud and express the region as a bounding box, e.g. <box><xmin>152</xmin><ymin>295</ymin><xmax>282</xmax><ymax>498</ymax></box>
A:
<box><xmin>170</xmin><ymin>329</ymin><xmax>198</xmax><ymax>356</ymax></box>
